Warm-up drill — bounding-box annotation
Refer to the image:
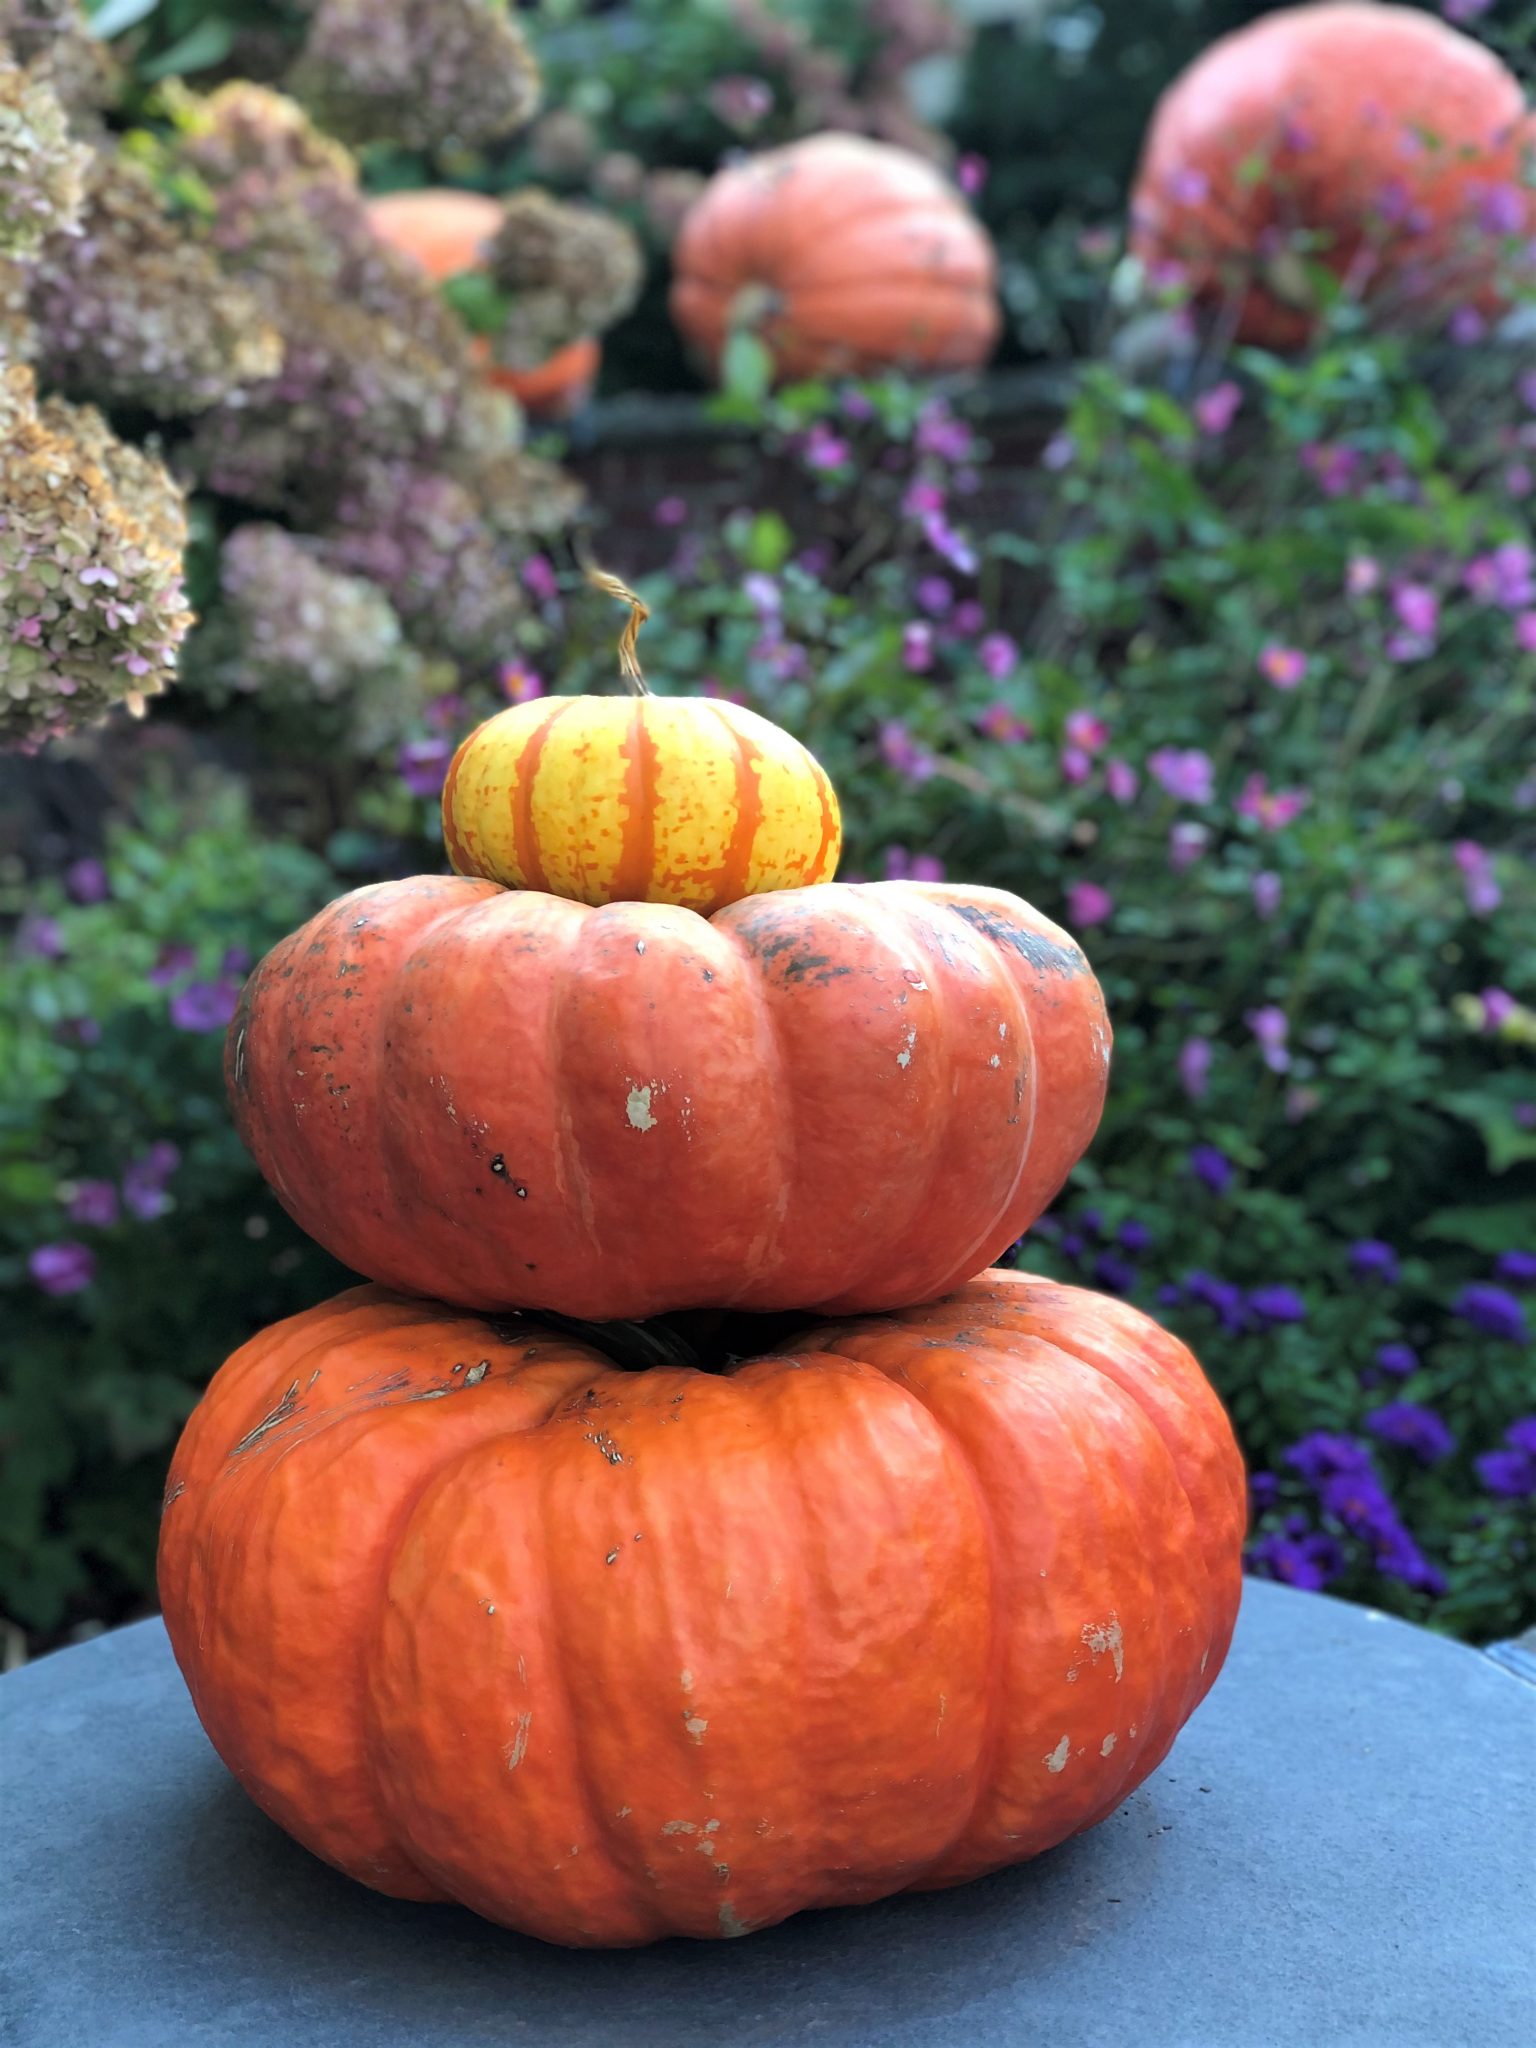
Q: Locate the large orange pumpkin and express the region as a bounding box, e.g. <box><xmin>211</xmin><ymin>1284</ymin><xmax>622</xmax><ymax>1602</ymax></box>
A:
<box><xmin>1130</xmin><ymin>3</ymin><xmax>1535</xmax><ymax>349</ymax></box>
<box><xmin>157</xmin><ymin>1271</ymin><xmax>1245</xmax><ymax>1946</ymax></box>
<box><xmin>226</xmin><ymin>875</ymin><xmax>1110</xmax><ymax>1320</ymax></box>
<box><xmin>670</xmin><ymin>133</ymin><xmax>1000</xmax><ymax>382</ymax></box>
<box><xmin>365</xmin><ymin>188</ymin><xmax>601</xmax><ymax>417</ymax></box>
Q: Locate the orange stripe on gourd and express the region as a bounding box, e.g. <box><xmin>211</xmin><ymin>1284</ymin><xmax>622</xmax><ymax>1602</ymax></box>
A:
<box><xmin>439</xmin><ymin>571</ymin><xmax>841</xmax><ymax>914</ymax></box>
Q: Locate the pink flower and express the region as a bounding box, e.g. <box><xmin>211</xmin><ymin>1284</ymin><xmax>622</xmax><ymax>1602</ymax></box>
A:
<box><xmin>1517</xmin><ymin>612</ymin><xmax>1536</xmax><ymax>652</ymax></box>
<box><xmin>902</xmin><ymin>622</ymin><xmax>935</xmax><ymax>673</ymax></box>
<box><xmin>1178</xmin><ymin>1036</ymin><xmax>1212</xmax><ymax>1101</ymax></box>
<box><xmin>1064</xmin><ymin>710</ymin><xmax>1109</xmax><ymax>754</ymax></box>
<box><xmin>880</xmin><ymin>721</ymin><xmax>935</xmax><ymax>784</ymax></box>
<box><xmin>1060</xmin><ymin>746</ymin><xmax>1093</xmax><ymax>785</ymax></box>
<box><xmin>1347</xmin><ymin>556</ymin><xmax>1380</xmax><ymax>598</ymax></box>
<box><xmin>1258</xmin><ymin>643</ymin><xmax>1308</xmax><ymax>690</ymax></box>
<box><xmin>803</xmin><ymin>421</ymin><xmax>851</xmax><ymax>471</ymax></box>
<box><xmin>499</xmin><ymin>663</ymin><xmax>543</xmax><ymax>704</ymax></box>
<box><xmin>1194</xmin><ymin>381</ymin><xmax>1242</xmax><ymax>436</ymax></box>
<box><xmin>1066</xmin><ymin>880</ymin><xmax>1113</xmax><ymax>928</ymax></box>
<box><xmin>1245</xmin><ymin>1004</ymin><xmax>1291</xmax><ymax>1072</ymax></box>
<box><xmin>956</xmin><ymin>154</ymin><xmax>987</xmax><ymax>198</ymax></box>
<box><xmin>1237</xmin><ymin>774</ymin><xmax>1309</xmax><ymax>832</ymax></box>
<box><xmin>1169</xmin><ymin>822</ymin><xmax>1209</xmax><ymax>873</ymax></box>
<box><xmin>1480</xmin><ymin>987</ymin><xmax>1518</xmax><ymax>1031</ymax></box>
<box><xmin>1105</xmin><ymin>758</ymin><xmax>1140</xmax><ymax>804</ymax></box>
<box><xmin>976</xmin><ymin>702</ymin><xmax>1031</xmax><ymax>743</ymax></box>
<box><xmin>978</xmin><ymin>633</ymin><xmax>1017</xmax><ymax>680</ymax></box>
<box><xmin>521</xmin><ymin>554</ymin><xmax>559</xmax><ymax>603</ymax></box>
<box><xmin>903</xmin><ymin>479</ymin><xmax>946</xmax><ymax>519</ymax></box>
<box><xmin>884</xmin><ymin>846</ymin><xmax>946</xmax><ymax>883</ymax></box>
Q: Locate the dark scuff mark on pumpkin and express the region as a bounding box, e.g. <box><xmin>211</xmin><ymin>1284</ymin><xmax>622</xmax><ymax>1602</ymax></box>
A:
<box><xmin>947</xmin><ymin>904</ymin><xmax>1083</xmax><ymax>977</ymax></box>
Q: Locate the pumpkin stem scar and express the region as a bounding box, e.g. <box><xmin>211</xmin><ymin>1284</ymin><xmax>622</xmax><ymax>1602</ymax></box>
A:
<box><xmin>579</xmin><ymin>548</ymin><xmax>652</xmax><ymax>699</ymax></box>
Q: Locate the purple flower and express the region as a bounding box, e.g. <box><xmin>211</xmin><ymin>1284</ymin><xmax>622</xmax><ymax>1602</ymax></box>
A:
<box><xmin>1147</xmin><ymin>747</ymin><xmax>1214</xmax><ymax>804</ymax></box>
<box><xmin>1350</xmin><ymin>1240</ymin><xmax>1400</xmax><ymax>1285</ymax></box>
<box><xmin>1189</xmin><ymin>1144</ymin><xmax>1233</xmax><ymax>1195</ymax></box>
<box><xmin>1258</xmin><ymin>643</ymin><xmax>1308</xmax><ymax>691</ymax></box>
<box><xmin>1474</xmin><ymin>180</ymin><xmax>1526</xmax><ymax>237</ymax></box>
<box><xmin>914</xmin><ymin>401</ymin><xmax>974</xmax><ymax>465</ymax></box>
<box><xmin>1178</xmin><ymin>1036</ymin><xmax>1212</xmax><ymax>1101</ymax></box>
<box><xmin>1476</xmin><ymin>1447</ymin><xmax>1536</xmax><ymax>1498</ymax></box>
<box><xmin>1060</xmin><ymin>746</ymin><xmax>1093</xmax><ymax>785</ymax></box>
<box><xmin>920</xmin><ymin>510</ymin><xmax>977</xmax><ymax>574</ymax></box>
<box><xmin>1367</xmin><ymin>1402</ymin><xmax>1456</xmax><ymax>1464</ymax></box>
<box><xmin>878</xmin><ymin>721</ymin><xmax>935</xmax><ymax>784</ymax></box>
<box><xmin>978</xmin><ymin>633</ymin><xmax>1017</xmax><ymax>680</ymax></box>
<box><xmin>1093</xmin><ymin>1252</ymin><xmax>1138</xmax><ymax>1294</ymax></box>
<box><xmin>1374</xmin><ymin>1528</ymin><xmax>1447</xmax><ymax>1596</ymax></box>
<box><xmin>65</xmin><ymin>859</ymin><xmax>109</xmax><ymax>905</ymax></box>
<box><xmin>654</xmin><ymin>496</ymin><xmax>688</xmax><ymax>527</ymax></box>
<box><xmin>1286</xmin><ymin>1433</ymin><xmax>1373</xmax><ymax>1484</ymax></box>
<box><xmin>1064</xmin><ymin>711</ymin><xmax>1109</xmax><ymax>755</ymax></box>
<box><xmin>1442</xmin><ymin>2</ymin><xmax>1493</xmax><ymax>24</ymax></box>
<box><xmin>170</xmin><ymin>980</ymin><xmax>241</xmax><ymax>1034</ymax></box>
<box><xmin>1517</xmin><ymin>613</ymin><xmax>1536</xmax><ymax>653</ymax></box>
<box><xmin>1252</xmin><ymin>870</ymin><xmax>1283</xmax><ymax>920</ymax></box>
<box><xmin>1249</xmin><ymin>1284</ymin><xmax>1307</xmax><ymax>1325</ymax></box>
<box><xmin>1453</xmin><ymin>1283</ymin><xmax>1529</xmax><ymax>1344</ymax></box>
<box><xmin>122</xmin><ymin>1142</ymin><xmax>181</xmax><ymax>1222</ymax></box>
<box><xmin>883</xmin><ymin>846</ymin><xmax>945</xmax><ymax>884</ymax></box>
<box><xmin>1194</xmin><ymin>381</ymin><xmax>1242</xmax><ymax>436</ymax></box>
<box><xmin>1066</xmin><ymin>880</ymin><xmax>1112</xmax><ymax>928</ymax></box>
<box><xmin>1042</xmin><ymin>433</ymin><xmax>1076</xmax><ymax>472</ymax></box>
<box><xmin>803</xmin><ymin>421</ymin><xmax>850</xmax><ymax>471</ymax></box>
<box><xmin>1105</xmin><ymin>758</ymin><xmax>1140</xmax><ymax>804</ymax></box>
<box><xmin>741</xmin><ymin>572</ymin><xmax>780</xmax><ymax>616</ymax></box>
<box><xmin>16</xmin><ymin>916</ymin><xmax>64</xmax><ymax>960</ymax></box>
<box><xmin>1452</xmin><ymin>841</ymin><xmax>1500</xmax><ymax>916</ymax></box>
<box><xmin>1494</xmin><ymin>1251</ymin><xmax>1536</xmax><ymax>1289</ymax></box>
<box><xmin>1392</xmin><ymin>582</ymin><xmax>1439</xmax><ymax>640</ymax></box>
<box><xmin>955</xmin><ymin>154</ymin><xmax>987</xmax><ymax>198</ymax></box>
<box><xmin>522</xmin><ymin>554</ymin><xmax>560</xmax><ymax>603</ymax></box>
<box><xmin>67</xmin><ymin>1181</ymin><xmax>120</xmax><ymax>1229</ymax></box>
<box><xmin>1184</xmin><ymin>1271</ymin><xmax>1247</xmax><ymax>1330</ymax></box>
<box><xmin>1245</xmin><ymin>1004</ymin><xmax>1291</xmax><ymax>1072</ymax></box>
<box><xmin>1466</xmin><ymin>541</ymin><xmax>1534</xmax><ymax>609</ymax></box>
<box><xmin>500</xmin><ymin>664</ymin><xmax>543</xmax><ymax>705</ymax></box>
<box><xmin>30</xmin><ymin>1241</ymin><xmax>96</xmax><ymax>1296</ymax></box>
<box><xmin>397</xmin><ymin>736</ymin><xmax>452</xmax><ymax>798</ymax></box>
<box><xmin>1449</xmin><ymin>306</ymin><xmax>1486</xmax><ymax>346</ymax></box>
<box><xmin>1246</xmin><ymin>1531</ymin><xmax>1341</xmax><ymax>1591</ymax></box>
<box><xmin>148</xmin><ymin>944</ymin><xmax>197</xmax><ymax>987</ymax></box>
<box><xmin>1118</xmin><ymin>1219</ymin><xmax>1154</xmax><ymax>1253</ymax></box>
<box><xmin>1478</xmin><ymin>987</ymin><xmax>1518</xmax><ymax>1032</ymax></box>
<box><xmin>1249</xmin><ymin>1471</ymin><xmax>1281</xmax><ymax>1512</ymax></box>
<box><xmin>952</xmin><ymin>601</ymin><xmax>986</xmax><ymax>637</ymax></box>
<box><xmin>902</xmin><ymin>622</ymin><xmax>935</xmax><ymax>673</ymax></box>
<box><xmin>916</xmin><ymin>576</ymin><xmax>953</xmax><ymax>617</ymax></box>
<box><xmin>1375</xmin><ymin>1342</ymin><xmax>1419</xmax><ymax>1379</ymax></box>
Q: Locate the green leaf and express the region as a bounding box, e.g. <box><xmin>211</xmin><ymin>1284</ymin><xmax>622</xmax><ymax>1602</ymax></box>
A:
<box><xmin>741</xmin><ymin>511</ymin><xmax>792</xmax><ymax>574</ymax></box>
<box><xmin>439</xmin><ymin>269</ymin><xmax>512</xmax><ymax>339</ymax></box>
<box><xmin>721</xmin><ymin>331</ymin><xmax>772</xmax><ymax>405</ymax></box>
<box><xmin>1418</xmin><ymin>1205</ymin><xmax>1536</xmax><ymax>1254</ymax></box>
<box><xmin>139</xmin><ymin>16</ymin><xmax>234</xmax><ymax>78</ymax></box>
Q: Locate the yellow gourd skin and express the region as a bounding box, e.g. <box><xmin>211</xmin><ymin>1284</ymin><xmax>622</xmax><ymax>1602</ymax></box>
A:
<box><xmin>441</xmin><ymin>693</ymin><xmax>842</xmax><ymax>915</ymax></box>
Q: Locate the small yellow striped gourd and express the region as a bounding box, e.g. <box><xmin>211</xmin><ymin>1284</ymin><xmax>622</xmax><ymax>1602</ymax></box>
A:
<box><xmin>441</xmin><ymin>574</ymin><xmax>841</xmax><ymax>915</ymax></box>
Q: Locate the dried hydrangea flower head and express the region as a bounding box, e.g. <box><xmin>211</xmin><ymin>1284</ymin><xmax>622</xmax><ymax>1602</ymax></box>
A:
<box><xmin>0</xmin><ymin>57</ymin><xmax>88</xmax><ymax>256</ymax></box>
<box><xmin>186</xmin><ymin>522</ymin><xmax>430</xmax><ymax>750</ymax></box>
<box><xmin>0</xmin><ymin>364</ymin><xmax>191</xmax><ymax>751</ymax></box>
<box><xmin>0</xmin><ymin>0</ymin><xmax>121</xmax><ymax>133</ymax></box>
<box><xmin>289</xmin><ymin>0</ymin><xmax>540</xmax><ymax>154</ymax></box>
<box><xmin>484</xmin><ymin>188</ymin><xmax>643</xmax><ymax>365</ymax></box>
<box><xmin>24</xmin><ymin>152</ymin><xmax>281</xmax><ymax>414</ymax></box>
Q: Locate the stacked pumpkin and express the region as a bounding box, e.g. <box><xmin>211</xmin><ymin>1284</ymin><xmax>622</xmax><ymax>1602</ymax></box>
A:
<box><xmin>159</xmin><ymin>580</ymin><xmax>1246</xmax><ymax>1947</ymax></box>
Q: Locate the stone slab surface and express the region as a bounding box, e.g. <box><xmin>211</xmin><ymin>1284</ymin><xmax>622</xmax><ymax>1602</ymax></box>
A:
<box><xmin>2</xmin><ymin>1580</ymin><xmax>1533</xmax><ymax>2048</ymax></box>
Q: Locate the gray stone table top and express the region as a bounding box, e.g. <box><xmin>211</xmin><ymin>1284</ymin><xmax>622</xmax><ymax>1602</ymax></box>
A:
<box><xmin>2</xmin><ymin>1581</ymin><xmax>1533</xmax><ymax>2048</ymax></box>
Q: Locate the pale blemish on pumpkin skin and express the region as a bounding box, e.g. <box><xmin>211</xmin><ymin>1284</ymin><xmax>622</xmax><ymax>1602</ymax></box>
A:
<box><xmin>1082</xmin><ymin>1615</ymin><xmax>1125</xmax><ymax>1681</ymax></box>
<box><xmin>625</xmin><ymin>1084</ymin><xmax>657</xmax><ymax>1131</ymax></box>
<box><xmin>504</xmin><ymin>1711</ymin><xmax>531</xmax><ymax>1771</ymax></box>
<box><xmin>719</xmin><ymin>1901</ymin><xmax>750</xmax><ymax>1938</ymax></box>
<box><xmin>1044</xmin><ymin>1734</ymin><xmax>1071</xmax><ymax>1773</ymax></box>
<box><xmin>1101</xmin><ymin>1733</ymin><xmax>1118</xmax><ymax>1757</ymax></box>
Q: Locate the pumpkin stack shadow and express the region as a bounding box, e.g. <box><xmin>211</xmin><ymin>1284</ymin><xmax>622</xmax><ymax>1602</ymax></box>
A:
<box><xmin>158</xmin><ymin>579</ymin><xmax>1248</xmax><ymax>1948</ymax></box>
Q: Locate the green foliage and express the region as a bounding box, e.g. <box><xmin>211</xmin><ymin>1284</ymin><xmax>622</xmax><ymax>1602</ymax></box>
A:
<box><xmin>0</xmin><ymin>774</ymin><xmax>347</xmax><ymax>1635</ymax></box>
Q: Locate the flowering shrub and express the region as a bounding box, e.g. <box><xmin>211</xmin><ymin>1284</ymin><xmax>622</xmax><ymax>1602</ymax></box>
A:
<box><xmin>534</xmin><ymin>327</ymin><xmax>1534</xmax><ymax>1638</ymax></box>
<box><xmin>0</xmin><ymin>773</ymin><xmax>344</xmax><ymax>1637</ymax></box>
